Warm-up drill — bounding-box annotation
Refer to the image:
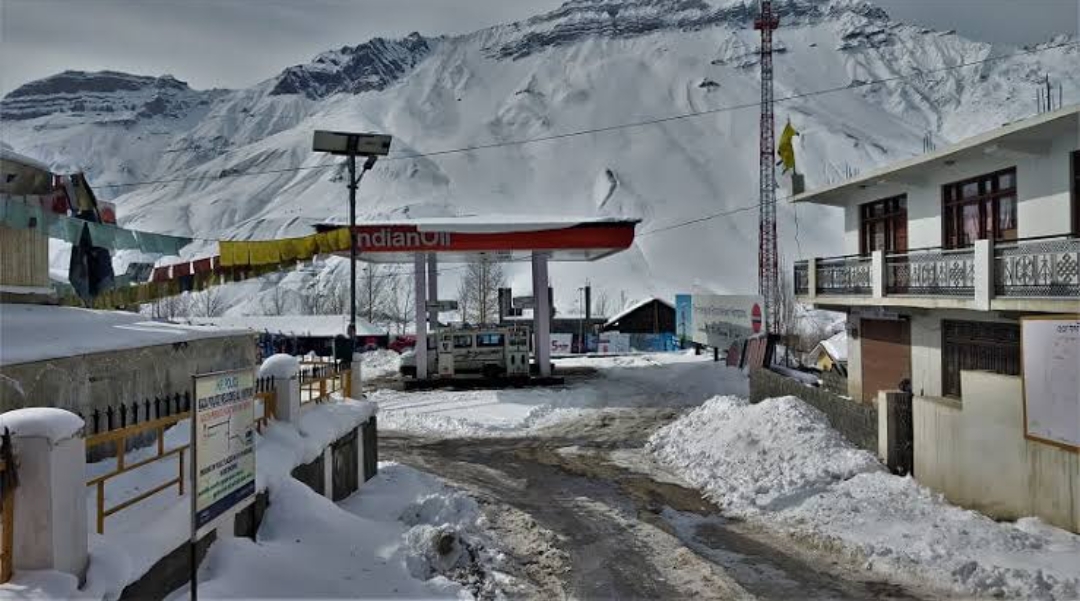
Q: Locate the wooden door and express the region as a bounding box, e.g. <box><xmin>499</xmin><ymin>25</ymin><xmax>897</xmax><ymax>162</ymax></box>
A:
<box><xmin>860</xmin><ymin>319</ymin><xmax>911</xmax><ymax>403</ymax></box>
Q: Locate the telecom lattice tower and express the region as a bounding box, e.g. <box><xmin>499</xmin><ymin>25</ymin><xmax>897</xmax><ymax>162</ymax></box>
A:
<box><xmin>755</xmin><ymin>0</ymin><xmax>780</xmax><ymax>334</ymax></box>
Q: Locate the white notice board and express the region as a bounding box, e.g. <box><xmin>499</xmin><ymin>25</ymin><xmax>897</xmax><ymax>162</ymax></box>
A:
<box><xmin>1021</xmin><ymin>316</ymin><xmax>1080</xmax><ymax>452</ymax></box>
<box><xmin>192</xmin><ymin>368</ymin><xmax>257</xmax><ymax>539</ymax></box>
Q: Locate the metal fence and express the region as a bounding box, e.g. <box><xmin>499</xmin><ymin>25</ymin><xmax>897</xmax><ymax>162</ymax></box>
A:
<box><xmin>886</xmin><ymin>247</ymin><xmax>975</xmax><ymax>297</ymax></box>
<box><xmin>299</xmin><ymin>361</ymin><xmax>348</xmax><ymax>406</ymax></box>
<box><xmin>995</xmin><ymin>235</ymin><xmax>1080</xmax><ymax>298</ymax></box>
<box><xmin>794</xmin><ymin>261</ymin><xmax>809</xmax><ymax>295</ymax></box>
<box><xmin>815</xmin><ymin>255</ymin><xmax>872</xmax><ymax>295</ymax></box>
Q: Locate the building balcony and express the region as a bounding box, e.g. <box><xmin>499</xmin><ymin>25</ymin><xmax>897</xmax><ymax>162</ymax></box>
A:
<box><xmin>794</xmin><ymin>234</ymin><xmax>1080</xmax><ymax>313</ymax></box>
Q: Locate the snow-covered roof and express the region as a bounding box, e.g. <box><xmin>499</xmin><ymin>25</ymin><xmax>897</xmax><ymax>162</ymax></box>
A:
<box><xmin>604</xmin><ymin>297</ymin><xmax>675</xmax><ymax>328</ymax></box>
<box><xmin>808</xmin><ymin>331</ymin><xmax>848</xmax><ymax>364</ymax></box>
<box><xmin>185</xmin><ymin>315</ymin><xmax>386</xmax><ymax>338</ymax></box>
<box><xmin>792</xmin><ymin>104</ymin><xmax>1080</xmax><ymax>206</ymax></box>
<box><xmin>0</xmin><ymin>304</ymin><xmax>248</xmax><ymax>367</ymax></box>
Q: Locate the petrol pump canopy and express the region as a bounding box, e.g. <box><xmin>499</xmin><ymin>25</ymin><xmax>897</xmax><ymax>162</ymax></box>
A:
<box><xmin>314</xmin><ymin>215</ymin><xmax>640</xmax><ymax>263</ymax></box>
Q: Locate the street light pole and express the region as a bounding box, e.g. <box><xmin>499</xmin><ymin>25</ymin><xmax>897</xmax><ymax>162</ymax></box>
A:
<box><xmin>347</xmin><ymin>153</ymin><xmax>357</xmax><ymax>332</ymax></box>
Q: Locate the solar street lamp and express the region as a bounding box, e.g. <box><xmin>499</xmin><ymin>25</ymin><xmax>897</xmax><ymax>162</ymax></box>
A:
<box><xmin>312</xmin><ymin>131</ymin><xmax>392</xmax><ymax>334</ymax></box>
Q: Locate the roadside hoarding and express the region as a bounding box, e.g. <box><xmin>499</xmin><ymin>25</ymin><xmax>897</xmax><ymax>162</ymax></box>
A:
<box><xmin>597</xmin><ymin>332</ymin><xmax>631</xmax><ymax>354</ymax></box>
<box><xmin>1021</xmin><ymin>315</ymin><xmax>1080</xmax><ymax>451</ymax></box>
<box><xmin>550</xmin><ymin>333</ymin><xmax>573</xmax><ymax>355</ymax></box>
<box><xmin>191</xmin><ymin>368</ymin><xmax>257</xmax><ymax>540</ymax></box>
<box><xmin>675</xmin><ymin>294</ymin><xmax>692</xmax><ymax>345</ymax></box>
<box><xmin>689</xmin><ymin>294</ymin><xmax>765</xmax><ymax>350</ymax></box>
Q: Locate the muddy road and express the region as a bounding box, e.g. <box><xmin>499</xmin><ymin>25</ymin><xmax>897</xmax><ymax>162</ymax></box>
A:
<box><xmin>382</xmin><ymin>409</ymin><xmax>936</xmax><ymax>600</ymax></box>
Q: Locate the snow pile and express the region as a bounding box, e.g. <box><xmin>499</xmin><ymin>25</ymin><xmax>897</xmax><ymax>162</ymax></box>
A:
<box><xmin>0</xmin><ymin>408</ymin><xmax>84</xmax><ymax>443</ymax></box>
<box><xmin>0</xmin><ymin>397</ymin><xmax>378</xmax><ymax>600</ymax></box>
<box><xmin>174</xmin><ymin>463</ymin><xmax>510</xmax><ymax>599</ymax></box>
<box><xmin>648</xmin><ymin>395</ymin><xmax>1080</xmax><ymax>599</ymax></box>
<box><xmin>649</xmin><ymin>396</ymin><xmax>881</xmax><ymax>513</ymax></box>
<box><xmin>258</xmin><ymin>353</ymin><xmax>300</xmax><ymax>379</ymax></box>
<box><xmin>360</xmin><ymin>349</ymin><xmax>401</xmax><ymax>380</ymax></box>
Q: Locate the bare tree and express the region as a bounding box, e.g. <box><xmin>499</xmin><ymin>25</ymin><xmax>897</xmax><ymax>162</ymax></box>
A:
<box><xmin>152</xmin><ymin>293</ymin><xmax>191</xmax><ymax>320</ymax></box>
<box><xmin>774</xmin><ymin>260</ymin><xmax>799</xmax><ymax>365</ymax></box>
<box><xmin>261</xmin><ymin>286</ymin><xmax>289</xmax><ymax>316</ymax></box>
<box><xmin>456</xmin><ymin>259</ymin><xmax>505</xmax><ymax>325</ymax></box>
<box><xmin>192</xmin><ymin>286</ymin><xmax>226</xmax><ymax>318</ymax></box>
<box><xmin>383</xmin><ymin>267</ymin><xmax>415</xmax><ymax>334</ymax></box>
<box><xmin>358</xmin><ymin>263</ymin><xmax>391</xmax><ymax>324</ymax></box>
<box><xmin>592</xmin><ymin>289</ymin><xmax>613</xmax><ymax>318</ymax></box>
<box><xmin>315</xmin><ymin>279</ymin><xmax>347</xmax><ymax>315</ymax></box>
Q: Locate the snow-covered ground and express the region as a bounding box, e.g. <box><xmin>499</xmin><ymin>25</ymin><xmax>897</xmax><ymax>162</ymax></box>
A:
<box><xmin>374</xmin><ymin>351</ymin><xmax>748</xmax><ymax>438</ymax></box>
<box><xmin>168</xmin><ymin>463</ymin><xmax>515</xmax><ymax>599</ymax></box>
<box><xmin>0</xmin><ymin>396</ymin><xmax>377</xmax><ymax>600</ymax></box>
<box><xmin>648</xmin><ymin>395</ymin><xmax>1080</xmax><ymax>600</ymax></box>
<box><xmin>360</xmin><ymin>349</ymin><xmax>402</xmax><ymax>380</ymax></box>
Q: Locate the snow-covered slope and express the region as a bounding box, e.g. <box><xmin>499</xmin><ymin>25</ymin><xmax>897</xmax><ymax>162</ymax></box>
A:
<box><xmin>2</xmin><ymin>0</ymin><xmax>1078</xmax><ymax>313</ymax></box>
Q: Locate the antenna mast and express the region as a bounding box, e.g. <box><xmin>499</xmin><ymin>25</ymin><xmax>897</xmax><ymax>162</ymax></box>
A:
<box><xmin>755</xmin><ymin>0</ymin><xmax>780</xmax><ymax>334</ymax></box>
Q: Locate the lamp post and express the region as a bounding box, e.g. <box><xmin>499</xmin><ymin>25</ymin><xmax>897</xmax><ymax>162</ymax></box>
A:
<box><xmin>312</xmin><ymin>130</ymin><xmax>392</xmax><ymax>333</ymax></box>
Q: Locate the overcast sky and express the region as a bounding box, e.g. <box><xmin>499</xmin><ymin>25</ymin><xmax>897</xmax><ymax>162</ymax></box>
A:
<box><xmin>1</xmin><ymin>0</ymin><xmax>1077</xmax><ymax>97</ymax></box>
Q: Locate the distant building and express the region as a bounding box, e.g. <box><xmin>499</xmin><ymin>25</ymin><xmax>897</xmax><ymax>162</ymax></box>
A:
<box><xmin>602</xmin><ymin>298</ymin><xmax>675</xmax><ymax>334</ymax></box>
<box><xmin>184</xmin><ymin>315</ymin><xmax>388</xmax><ymax>358</ymax></box>
<box><xmin>805</xmin><ymin>330</ymin><xmax>848</xmax><ymax>376</ymax></box>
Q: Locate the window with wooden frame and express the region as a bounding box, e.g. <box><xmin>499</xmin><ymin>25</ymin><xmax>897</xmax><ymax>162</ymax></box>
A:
<box><xmin>942</xmin><ymin>168</ymin><xmax>1017</xmax><ymax>248</ymax></box>
<box><xmin>941</xmin><ymin>320</ymin><xmax>1020</xmax><ymax>398</ymax></box>
<box><xmin>859</xmin><ymin>195</ymin><xmax>907</xmax><ymax>255</ymax></box>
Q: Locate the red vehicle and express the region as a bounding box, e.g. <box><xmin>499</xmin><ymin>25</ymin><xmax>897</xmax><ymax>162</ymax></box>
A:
<box><xmin>389</xmin><ymin>335</ymin><xmax>416</xmax><ymax>354</ymax></box>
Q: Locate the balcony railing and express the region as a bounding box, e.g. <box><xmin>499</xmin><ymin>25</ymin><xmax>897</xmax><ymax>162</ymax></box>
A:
<box><xmin>795</xmin><ymin>234</ymin><xmax>1080</xmax><ymax>305</ymax></box>
<box><xmin>815</xmin><ymin>255</ymin><xmax>872</xmax><ymax>295</ymax></box>
<box><xmin>995</xmin><ymin>235</ymin><xmax>1080</xmax><ymax>298</ymax></box>
<box><xmin>886</xmin><ymin>247</ymin><xmax>975</xmax><ymax>297</ymax></box>
<box><xmin>794</xmin><ymin>261</ymin><xmax>809</xmax><ymax>295</ymax></box>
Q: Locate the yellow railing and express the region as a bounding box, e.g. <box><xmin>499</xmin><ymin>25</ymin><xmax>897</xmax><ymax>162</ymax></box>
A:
<box><xmin>299</xmin><ymin>361</ymin><xmax>348</xmax><ymax>406</ymax></box>
<box><xmin>254</xmin><ymin>376</ymin><xmax>277</xmax><ymax>433</ymax></box>
<box><xmin>85</xmin><ymin>413</ymin><xmax>189</xmax><ymax>535</ymax></box>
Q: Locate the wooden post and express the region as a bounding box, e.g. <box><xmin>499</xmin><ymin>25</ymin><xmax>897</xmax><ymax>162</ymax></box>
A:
<box><xmin>178</xmin><ymin>449</ymin><xmax>186</xmax><ymax>496</ymax></box>
<box><xmin>1</xmin><ymin>472</ymin><xmax>12</xmax><ymax>583</ymax></box>
<box><xmin>96</xmin><ymin>482</ymin><xmax>105</xmax><ymax>535</ymax></box>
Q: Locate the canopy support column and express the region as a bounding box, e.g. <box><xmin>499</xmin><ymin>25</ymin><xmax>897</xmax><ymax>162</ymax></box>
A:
<box><xmin>414</xmin><ymin>253</ymin><xmax>428</xmax><ymax>380</ymax></box>
<box><xmin>532</xmin><ymin>252</ymin><xmax>552</xmax><ymax>377</ymax></box>
<box><xmin>426</xmin><ymin>254</ymin><xmax>438</xmax><ymax>330</ymax></box>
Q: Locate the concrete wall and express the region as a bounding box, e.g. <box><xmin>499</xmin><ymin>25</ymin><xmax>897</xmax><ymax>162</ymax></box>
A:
<box><xmin>908</xmin><ymin>309</ymin><xmax>1019</xmax><ymax>398</ymax></box>
<box><xmin>750</xmin><ymin>368</ymin><xmax>878</xmax><ymax>453</ymax></box>
<box><xmin>0</xmin><ymin>334</ymin><xmax>256</xmax><ymax>416</ymax></box>
<box><xmin>845</xmin><ymin>314</ymin><xmax>863</xmax><ymax>402</ymax></box>
<box><xmin>831</xmin><ymin>129</ymin><xmax>1076</xmax><ymax>255</ymax></box>
<box><xmin>913</xmin><ymin>371</ymin><xmax>1079</xmax><ymax>533</ymax></box>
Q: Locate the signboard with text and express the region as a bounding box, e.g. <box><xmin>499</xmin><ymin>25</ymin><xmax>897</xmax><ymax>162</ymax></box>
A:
<box><xmin>1021</xmin><ymin>316</ymin><xmax>1080</xmax><ymax>451</ymax></box>
<box><xmin>550</xmin><ymin>333</ymin><xmax>573</xmax><ymax>355</ymax></box>
<box><xmin>689</xmin><ymin>294</ymin><xmax>764</xmax><ymax>350</ymax></box>
<box><xmin>191</xmin><ymin>368</ymin><xmax>256</xmax><ymax>539</ymax></box>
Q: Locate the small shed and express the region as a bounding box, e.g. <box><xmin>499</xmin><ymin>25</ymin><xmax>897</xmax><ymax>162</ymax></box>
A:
<box><xmin>806</xmin><ymin>331</ymin><xmax>848</xmax><ymax>375</ymax></box>
<box><xmin>602</xmin><ymin>298</ymin><xmax>676</xmax><ymax>334</ymax></box>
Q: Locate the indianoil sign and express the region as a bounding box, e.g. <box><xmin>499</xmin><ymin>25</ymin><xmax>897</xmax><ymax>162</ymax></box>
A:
<box><xmin>355</xmin><ymin>227</ymin><xmax>453</xmax><ymax>252</ymax></box>
<box><xmin>191</xmin><ymin>368</ymin><xmax>257</xmax><ymax>539</ymax></box>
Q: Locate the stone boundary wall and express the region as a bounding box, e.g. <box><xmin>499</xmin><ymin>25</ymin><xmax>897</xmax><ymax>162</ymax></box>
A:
<box><xmin>750</xmin><ymin>368</ymin><xmax>878</xmax><ymax>454</ymax></box>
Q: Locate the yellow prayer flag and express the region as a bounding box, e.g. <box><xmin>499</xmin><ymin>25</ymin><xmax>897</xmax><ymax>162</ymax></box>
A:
<box><xmin>295</xmin><ymin>235</ymin><xmax>317</xmax><ymax>260</ymax></box>
<box><xmin>777</xmin><ymin>121</ymin><xmax>799</xmax><ymax>174</ymax></box>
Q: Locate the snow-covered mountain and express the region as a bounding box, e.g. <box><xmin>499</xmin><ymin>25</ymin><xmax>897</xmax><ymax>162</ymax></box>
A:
<box><xmin>2</xmin><ymin>0</ymin><xmax>1078</xmax><ymax>315</ymax></box>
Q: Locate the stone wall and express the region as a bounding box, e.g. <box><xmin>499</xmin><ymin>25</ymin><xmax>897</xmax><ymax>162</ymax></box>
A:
<box><xmin>0</xmin><ymin>334</ymin><xmax>256</xmax><ymax>415</ymax></box>
<box><xmin>750</xmin><ymin>368</ymin><xmax>878</xmax><ymax>454</ymax></box>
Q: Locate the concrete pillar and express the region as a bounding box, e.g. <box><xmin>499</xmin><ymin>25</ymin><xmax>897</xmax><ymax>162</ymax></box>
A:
<box><xmin>871</xmin><ymin>250</ymin><xmax>885</xmax><ymax>299</ymax></box>
<box><xmin>974</xmin><ymin>239</ymin><xmax>993</xmax><ymax>311</ymax></box>
<box><xmin>807</xmin><ymin>257</ymin><xmax>818</xmax><ymax>301</ymax></box>
<box><xmin>272</xmin><ymin>375</ymin><xmax>301</xmax><ymax>423</ymax></box>
<box><xmin>322</xmin><ymin>446</ymin><xmax>333</xmax><ymax>499</ymax></box>
<box><xmin>349</xmin><ymin>352</ymin><xmax>362</xmax><ymax>399</ymax></box>
<box><xmin>532</xmin><ymin>252</ymin><xmax>552</xmax><ymax>377</ymax></box>
<box><xmin>414</xmin><ymin>253</ymin><xmax>428</xmax><ymax>380</ymax></box>
<box><xmin>0</xmin><ymin>408</ymin><xmax>88</xmax><ymax>578</ymax></box>
<box><xmin>426</xmin><ymin>254</ymin><xmax>438</xmax><ymax>330</ymax></box>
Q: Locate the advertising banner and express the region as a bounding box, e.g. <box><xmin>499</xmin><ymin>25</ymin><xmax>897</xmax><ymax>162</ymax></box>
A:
<box><xmin>1021</xmin><ymin>316</ymin><xmax>1080</xmax><ymax>450</ymax></box>
<box><xmin>675</xmin><ymin>294</ymin><xmax>692</xmax><ymax>346</ymax></box>
<box><xmin>550</xmin><ymin>333</ymin><xmax>573</xmax><ymax>355</ymax></box>
<box><xmin>192</xmin><ymin>368</ymin><xmax>256</xmax><ymax>539</ymax></box>
<box><xmin>690</xmin><ymin>295</ymin><xmax>765</xmax><ymax>350</ymax></box>
<box><xmin>597</xmin><ymin>332</ymin><xmax>631</xmax><ymax>354</ymax></box>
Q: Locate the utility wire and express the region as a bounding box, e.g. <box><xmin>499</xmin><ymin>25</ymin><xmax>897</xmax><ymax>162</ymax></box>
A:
<box><xmin>94</xmin><ymin>40</ymin><xmax>1077</xmax><ymax>192</ymax></box>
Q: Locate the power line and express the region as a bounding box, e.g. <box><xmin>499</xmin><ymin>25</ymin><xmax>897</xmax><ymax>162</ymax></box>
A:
<box><xmin>93</xmin><ymin>40</ymin><xmax>1077</xmax><ymax>191</ymax></box>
